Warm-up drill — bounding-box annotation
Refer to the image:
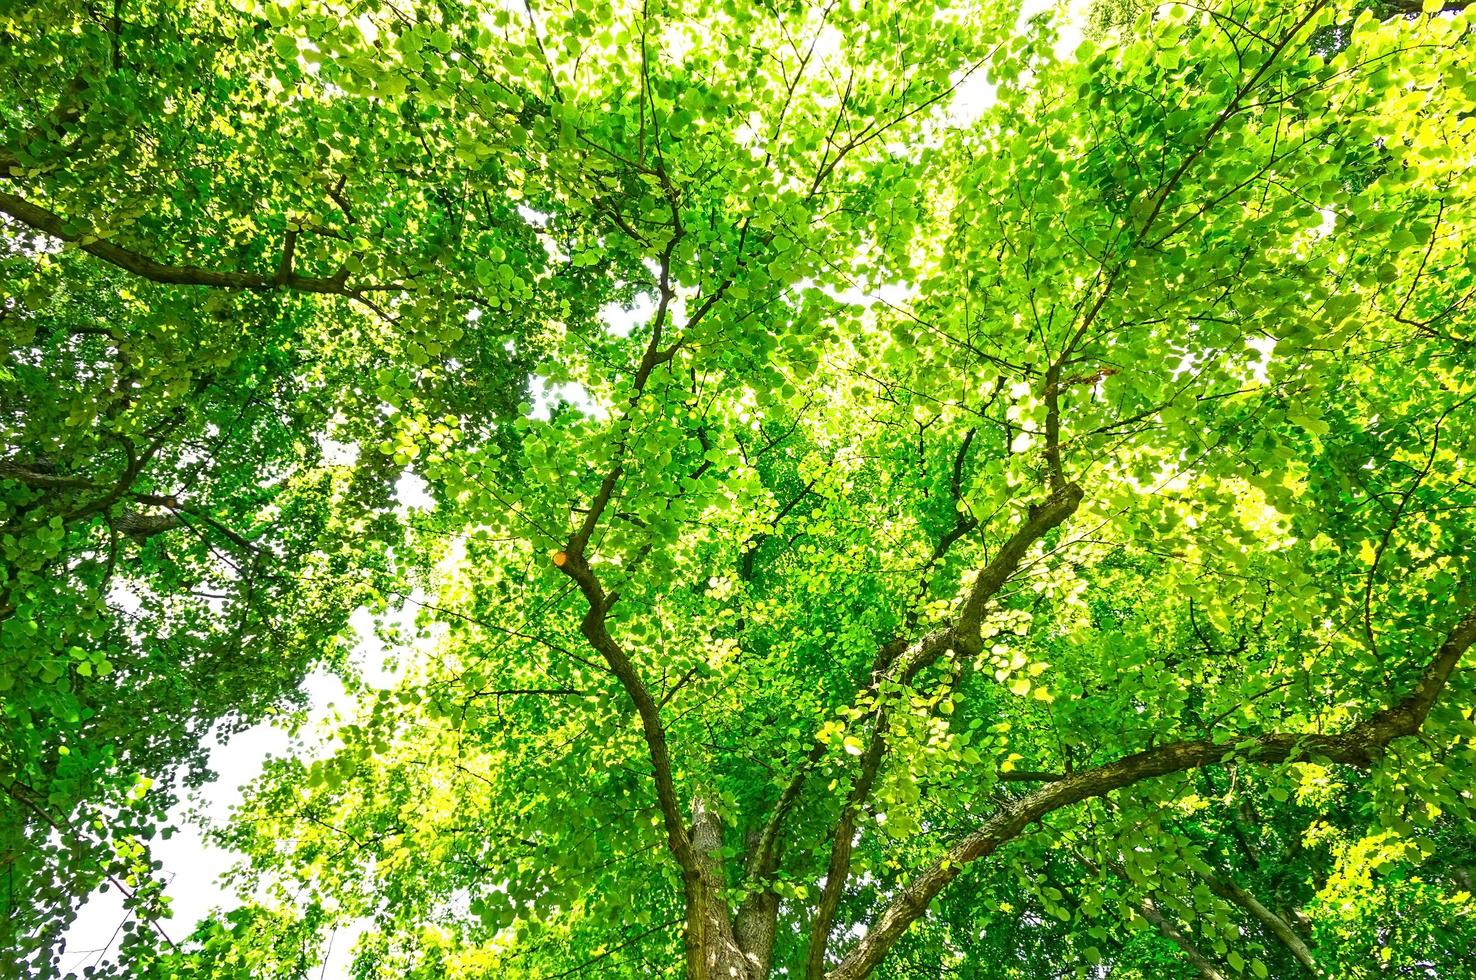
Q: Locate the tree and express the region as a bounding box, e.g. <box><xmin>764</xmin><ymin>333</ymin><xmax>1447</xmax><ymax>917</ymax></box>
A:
<box><xmin>3</xmin><ymin>0</ymin><xmax>1474</xmax><ymax>978</ymax></box>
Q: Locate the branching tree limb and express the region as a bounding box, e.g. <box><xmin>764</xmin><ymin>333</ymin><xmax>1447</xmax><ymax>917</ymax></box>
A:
<box><xmin>0</xmin><ymin>190</ymin><xmax>401</xmax><ymax>298</ymax></box>
<box><xmin>826</xmin><ymin>605</ymin><xmax>1476</xmax><ymax>980</ymax></box>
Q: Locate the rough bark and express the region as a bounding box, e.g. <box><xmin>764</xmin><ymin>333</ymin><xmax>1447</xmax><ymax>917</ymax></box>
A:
<box><xmin>1204</xmin><ymin>874</ymin><xmax>1320</xmax><ymax>975</ymax></box>
<box><xmin>733</xmin><ymin>829</ymin><xmax>780</xmax><ymax>979</ymax></box>
<box><xmin>734</xmin><ymin>890</ymin><xmax>778</xmax><ymax>980</ymax></box>
<box><xmin>114</xmin><ymin>508</ymin><xmax>181</xmax><ymax>539</ymax></box>
<box><xmin>687</xmin><ymin>796</ymin><xmax>754</xmax><ymax>980</ymax></box>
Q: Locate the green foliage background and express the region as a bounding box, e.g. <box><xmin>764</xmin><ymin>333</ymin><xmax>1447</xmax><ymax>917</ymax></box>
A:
<box><xmin>3</xmin><ymin>0</ymin><xmax>1475</xmax><ymax>977</ymax></box>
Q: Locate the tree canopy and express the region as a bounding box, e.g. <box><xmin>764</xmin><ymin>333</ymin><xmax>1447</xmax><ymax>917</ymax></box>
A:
<box><xmin>3</xmin><ymin>0</ymin><xmax>1476</xmax><ymax>977</ymax></box>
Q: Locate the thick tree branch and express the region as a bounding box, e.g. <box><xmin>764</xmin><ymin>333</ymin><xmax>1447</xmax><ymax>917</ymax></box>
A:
<box><xmin>553</xmin><ymin>549</ymin><xmax>693</xmax><ymax>871</ymax></box>
<box><xmin>827</xmin><ymin>605</ymin><xmax>1476</xmax><ymax>980</ymax></box>
<box><xmin>687</xmin><ymin>795</ymin><xmax>756</xmax><ymax>980</ymax></box>
<box><xmin>551</xmin><ymin>218</ymin><xmax>739</xmax><ymax>971</ymax></box>
<box><xmin>0</xmin><ymin>190</ymin><xmax>394</xmax><ymax>297</ymax></box>
<box><xmin>1</xmin><ymin>458</ymin><xmax>257</xmax><ymax>551</ymax></box>
<box><xmin>805</xmin><ymin>480</ymin><xmax>1082</xmax><ymax>975</ymax></box>
<box><xmin>803</xmin><ymin>706</ymin><xmax>891</xmax><ymax>978</ymax></box>
<box><xmin>1203</xmin><ymin>872</ymin><xmax>1321</xmax><ymax>975</ymax></box>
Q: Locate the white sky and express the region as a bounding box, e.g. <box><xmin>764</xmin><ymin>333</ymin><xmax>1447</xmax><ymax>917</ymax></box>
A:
<box><xmin>58</xmin><ymin>2</ymin><xmax>1089</xmax><ymax>974</ymax></box>
<box><xmin>59</xmin><ymin>608</ymin><xmax>412</xmax><ymax>978</ymax></box>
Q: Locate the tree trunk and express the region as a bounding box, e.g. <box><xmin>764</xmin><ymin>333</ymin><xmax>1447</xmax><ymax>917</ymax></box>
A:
<box><xmin>685</xmin><ymin>795</ymin><xmax>756</xmax><ymax>980</ymax></box>
<box><xmin>734</xmin><ymin>828</ymin><xmax>779</xmax><ymax>979</ymax></box>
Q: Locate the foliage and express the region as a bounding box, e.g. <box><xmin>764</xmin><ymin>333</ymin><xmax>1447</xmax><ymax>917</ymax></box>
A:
<box><xmin>3</xmin><ymin>0</ymin><xmax>1475</xmax><ymax>978</ymax></box>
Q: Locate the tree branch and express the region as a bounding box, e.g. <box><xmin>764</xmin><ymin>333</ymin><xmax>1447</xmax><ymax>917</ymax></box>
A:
<box><xmin>805</xmin><ymin>480</ymin><xmax>1082</xmax><ymax>974</ymax></box>
<box><xmin>1133</xmin><ymin>896</ymin><xmax>1229</xmax><ymax>980</ymax></box>
<box><xmin>827</xmin><ymin>604</ymin><xmax>1476</xmax><ymax>980</ymax></box>
<box><xmin>0</xmin><ymin>190</ymin><xmax>392</xmax><ymax>297</ymax></box>
<box><xmin>1202</xmin><ymin>871</ymin><xmax>1321</xmax><ymax>975</ymax></box>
